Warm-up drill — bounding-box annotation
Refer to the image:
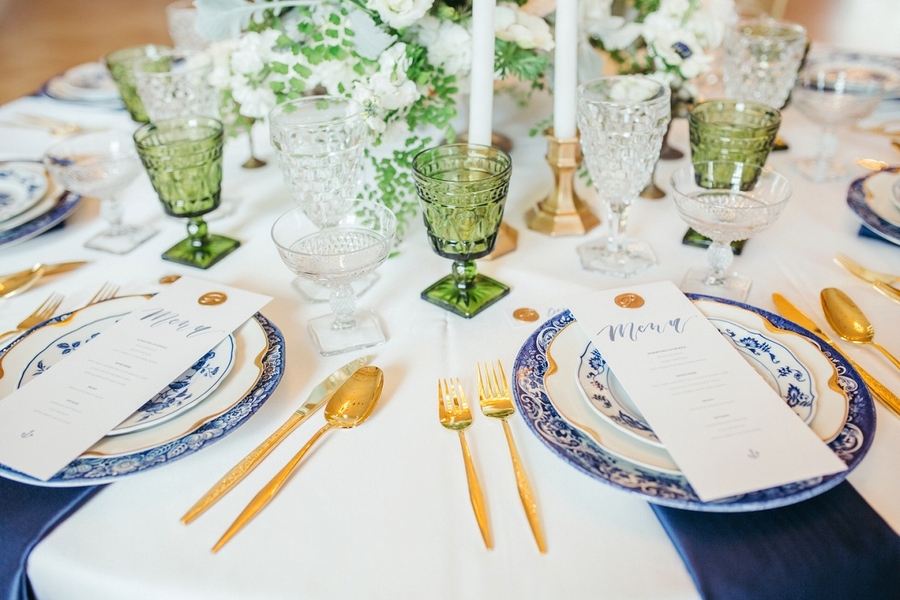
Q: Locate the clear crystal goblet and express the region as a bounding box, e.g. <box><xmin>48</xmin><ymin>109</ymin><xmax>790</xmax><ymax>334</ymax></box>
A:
<box><xmin>670</xmin><ymin>161</ymin><xmax>792</xmax><ymax>301</ymax></box>
<box><xmin>44</xmin><ymin>130</ymin><xmax>157</xmax><ymax>254</ymax></box>
<box><xmin>133</xmin><ymin>49</ymin><xmax>218</xmax><ymax>123</ymax></box>
<box><xmin>271</xmin><ymin>200</ymin><xmax>396</xmax><ymax>356</ymax></box>
<box><xmin>269</xmin><ymin>96</ymin><xmax>371</xmax><ymax>301</ymax></box>
<box><xmin>576</xmin><ymin>75</ymin><xmax>671</xmax><ymax>277</ymax></box>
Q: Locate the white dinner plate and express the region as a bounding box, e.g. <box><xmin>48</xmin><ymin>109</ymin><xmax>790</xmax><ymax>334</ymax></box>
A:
<box><xmin>513</xmin><ymin>295</ymin><xmax>874</xmax><ymax>512</ymax></box>
<box><xmin>0</xmin><ymin>163</ymin><xmax>49</xmax><ymax>223</ymax></box>
<box><xmin>0</xmin><ymin>295</ymin><xmax>285</xmax><ymax>486</ymax></box>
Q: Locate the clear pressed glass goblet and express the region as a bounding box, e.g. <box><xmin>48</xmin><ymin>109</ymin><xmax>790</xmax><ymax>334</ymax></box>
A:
<box><xmin>165</xmin><ymin>0</ymin><xmax>209</xmax><ymax>52</ymax></box>
<box><xmin>44</xmin><ymin>130</ymin><xmax>157</xmax><ymax>254</ymax></box>
<box><xmin>670</xmin><ymin>161</ymin><xmax>792</xmax><ymax>301</ymax></box>
<box><xmin>271</xmin><ymin>200</ymin><xmax>396</xmax><ymax>356</ymax></box>
<box><xmin>104</xmin><ymin>44</ymin><xmax>171</xmax><ymax>123</ymax></box>
<box><xmin>791</xmin><ymin>55</ymin><xmax>900</xmax><ymax>183</ymax></box>
<box><xmin>134</xmin><ymin>116</ymin><xmax>240</xmax><ymax>269</ymax></box>
<box><xmin>412</xmin><ymin>143</ymin><xmax>512</xmax><ymax>319</ymax></box>
<box><xmin>576</xmin><ymin>75</ymin><xmax>671</xmax><ymax>277</ymax></box>
<box><xmin>133</xmin><ymin>49</ymin><xmax>218</xmax><ymax>123</ymax></box>
<box><xmin>269</xmin><ymin>96</ymin><xmax>370</xmax><ymax>300</ymax></box>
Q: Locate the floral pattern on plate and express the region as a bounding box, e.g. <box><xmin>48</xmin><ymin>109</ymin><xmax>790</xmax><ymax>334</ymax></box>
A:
<box><xmin>0</xmin><ymin>164</ymin><xmax>49</xmax><ymax>223</ymax></box>
<box><xmin>514</xmin><ymin>295</ymin><xmax>874</xmax><ymax>512</ymax></box>
<box><xmin>847</xmin><ymin>166</ymin><xmax>900</xmax><ymax>244</ymax></box>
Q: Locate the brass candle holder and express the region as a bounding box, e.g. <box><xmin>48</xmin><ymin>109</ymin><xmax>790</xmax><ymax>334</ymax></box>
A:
<box><xmin>526</xmin><ymin>128</ymin><xmax>599</xmax><ymax>236</ymax></box>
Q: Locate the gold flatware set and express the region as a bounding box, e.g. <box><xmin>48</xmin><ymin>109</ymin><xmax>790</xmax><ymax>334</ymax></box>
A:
<box><xmin>0</xmin><ymin>261</ymin><xmax>87</xmax><ymax>299</ymax></box>
<box><xmin>834</xmin><ymin>253</ymin><xmax>900</xmax><ymax>305</ymax></box>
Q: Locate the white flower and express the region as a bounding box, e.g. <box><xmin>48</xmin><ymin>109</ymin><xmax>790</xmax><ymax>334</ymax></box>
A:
<box><xmin>495</xmin><ymin>3</ymin><xmax>554</xmax><ymax>51</ymax></box>
<box><xmin>351</xmin><ymin>82</ymin><xmax>388</xmax><ymax>134</ymax></box>
<box><xmin>230</xmin><ymin>29</ymin><xmax>280</xmax><ymax>75</ymax></box>
<box><xmin>232</xmin><ymin>83</ymin><xmax>276</xmax><ymax>119</ymax></box>
<box><xmin>366</xmin><ymin>0</ymin><xmax>435</xmax><ymax>30</ymax></box>
<box><xmin>415</xmin><ymin>16</ymin><xmax>472</xmax><ymax>78</ymax></box>
<box><xmin>649</xmin><ymin>30</ymin><xmax>714</xmax><ymax>79</ymax></box>
<box><xmin>207</xmin><ymin>39</ymin><xmax>238</xmax><ymax>88</ymax></box>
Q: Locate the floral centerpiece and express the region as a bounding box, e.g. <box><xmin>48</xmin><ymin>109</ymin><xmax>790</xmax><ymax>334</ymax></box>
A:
<box><xmin>581</xmin><ymin>0</ymin><xmax>735</xmax><ymax>109</ymax></box>
<box><xmin>195</xmin><ymin>0</ymin><xmax>554</xmax><ymax>240</ymax></box>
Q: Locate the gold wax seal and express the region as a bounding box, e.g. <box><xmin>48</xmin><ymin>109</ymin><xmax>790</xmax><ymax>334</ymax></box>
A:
<box><xmin>198</xmin><ymin>292</ymin><xmax>228</xmax><ymax>306</ymax></box>
<box><xmin>159</xmin><ymin>275</ymin><xmax>181</xmax><ymax>284</ymax></box>
<box><xmin>513</xmin><ymin>307</ymin><xmax>540</xmax><ymax>322</ymax></box>
<box><xmin>614</xmin><ymin>293</ymin><xmax>644</xmax><ymax>309</ymax></box>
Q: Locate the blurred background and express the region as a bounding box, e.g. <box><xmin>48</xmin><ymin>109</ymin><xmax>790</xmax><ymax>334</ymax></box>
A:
<box><xmin>0</xmin><ymin>0</ymin><xmax>898</xmax><ymax>105</ymax></box>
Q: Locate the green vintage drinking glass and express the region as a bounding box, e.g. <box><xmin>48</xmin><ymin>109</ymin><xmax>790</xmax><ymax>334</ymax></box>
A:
<box><xmin>105</xmin><ymin>44</ymin><xmax>171</xmax><ymax>123</ymax></box>
<box><xmin>688</xmin><ymin>100</ymin><xmax>781</xmax><ymax>190</ymax></box>
<box><xmin>412</xmin><ymin>144</ymin><xmax>512</xmax><ymax>319</ymax></box>
<box><xmin>134</xmin><ymin>116</ymin><xmax>240</xmax><ymax>269</ymax></box>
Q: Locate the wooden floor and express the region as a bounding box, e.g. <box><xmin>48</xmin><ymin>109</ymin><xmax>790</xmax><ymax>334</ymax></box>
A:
<box><xmin>0</xmin><ymin>0</ymin><xmax>897</xmax><ymax>106</ymax></box>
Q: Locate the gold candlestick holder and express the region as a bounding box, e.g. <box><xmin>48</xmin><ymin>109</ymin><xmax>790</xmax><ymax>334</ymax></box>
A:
<box><xmin>526</xmin><ymin>129</ymin><xmax>599</xmax><ymax>236</ymax></box>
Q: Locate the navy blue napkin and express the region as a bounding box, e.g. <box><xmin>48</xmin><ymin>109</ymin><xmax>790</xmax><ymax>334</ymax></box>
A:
<box><xmin>652</xmin><ymin>481</ymin><xmax>900</xmax><ymax>600</ymax></box>
<box><xmin>0</xmin><ymin>478</ymin><xmax>104</xmax><ymax>600</ymax></box>
<box><xmin>859</xmin><ymin>224</ymin><xmax>900</xmax><ymax>246</ymax></box>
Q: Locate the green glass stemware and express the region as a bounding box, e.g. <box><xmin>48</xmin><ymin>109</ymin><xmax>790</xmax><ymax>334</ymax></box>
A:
<box><xmin>412</xmin><ymin>144</ymin><xmax>512</xmax><ymax>318</ymax></box>
<box><xmin>134</xmin><ymin>116</ymin><xmax>240</xmax><ymax>269</ymax></box>
<box><xmin>105</xmin><ymin>44</ymin><xmax>171</xmax><ymax>123</ymax></box>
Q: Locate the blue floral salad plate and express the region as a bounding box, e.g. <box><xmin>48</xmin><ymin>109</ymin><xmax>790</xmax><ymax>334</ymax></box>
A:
<box><xmin>0</xmin><ymin>295</ymin><xmax>284</xmax><ymax>487</ymax></box>
<box><xmin>0</xmin><ymin>162</ymin><xmax>82</xmax><ymax>249</ymax></box>
<box><xmin>513</xmin><ymin>294</ymin><xmax>873</xmax><ymax>512</ymax></box>
<box><xmin>0</xmin><ymin>163</ymin><xmax>49</xmax><ymax>223</ymax></box>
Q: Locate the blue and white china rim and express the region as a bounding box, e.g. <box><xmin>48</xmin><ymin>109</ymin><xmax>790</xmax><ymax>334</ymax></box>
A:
<box><xmin>847</xmin><ymin>166</ymin><xmax>900</xmax><ymax>245</ymax></box>
<box><xmin>0</xmin><ymin>189</ymin><xmax>82</xmax><ymax>250</ymax></box>
<box><xmin>577</xmin><ymin>317</ymin><xmax>817</xmax><ymax>446</ymax></box>
<box><xmin>513</xmin><ymin>294</ymin><xmax>875</xmax><ymax>512</ymax></box>
<box><xmin>0</xmin><ymin>164</ymin><xmax>48</xmax><ymax>222</ymax></box>
<box><xmin>0</xmin><ymin>312</ymin><xmax>284</xmax><ymax>487</ymax></box>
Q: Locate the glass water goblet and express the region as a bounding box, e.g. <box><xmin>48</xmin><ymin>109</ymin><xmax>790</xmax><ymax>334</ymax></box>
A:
<box><xmin>133</xmin><ymin>49</ymin><xmax>218</xmax><ymax>123</ymax></box>
<box><xmin>791</xmin><ymin>55</ymin><xmax>900</xmax><ymax>183</ymax></box>
<box><xmin>269</xmin><ymin>96</ymin><xmax>370</xmax><ymax>301</ymax></box>
<box><xmin>104</xmin><ymin>44</ymin><xmax>171</xmax><ymax>122</ymax></box>
<box><xmin>412</xmin><ymin>143</ymin><xmax>512</xmax><ymax>319</ymax></box>
<box><xmin>670</xmin><ymin>161</ymin><xmax>792</xmax><ymax>301</ymax></box>
<box><xmin>134</xmin><ymin>116</ymin><xmax>240</xmax><ymax>269</ymax></box>
<box><xmin>44</xmin><ymin>130</ymin><xmax>157</xmax><ymax>254</ymax></box>
<box><xmin>688</xmin><ymin>100</ymin><xmax>782</xmax><ymax>177</ymax></box>
<box><xmin>166</xmin><ymin>0</ymin><xmax>209</xmax><ymax>52</ymax></box>
<box><xmin>271</xmin><ymin>200</ymin><xmax>396</xmax><ymax>356</ymax></box>
<box><xmin>576</xmin><ymin>75</ymin><xmax>671</xmax><ymax>277</ymax></box>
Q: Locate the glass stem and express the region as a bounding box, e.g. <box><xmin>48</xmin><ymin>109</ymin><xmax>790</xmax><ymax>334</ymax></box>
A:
<box><xmin>329</xmin><ymin>284</ymin><xmax>357</xmax><ymax>330</ymax></box>
<box><xmin>186</xmin><ymin>216</ymin><xmax>210</xmax><ymax>249</ymax></box>
<box><xmin>705</xmin><ymin>241</ymin><xmax>733</xmax><ymax>285</ymax></box>
<box><xmin>815</xmin><ymin>126</ymin><xmax>838</xmax><ymax>180</ymax></box>
<box><xmin>100</xmin><ymin>194</ymin><xmax>125</xmax><ymax>236</ymax></box>
<box><xmin>605</xmin><ymin>201</ymin><xmax>628</xmax><ymax>253</ymax></box>
<box><xmin>451</xmin><ymin>260</ymin><xmax>477</xmax><ymax>290</ymax></box>
<box><xmin>247</xmin><ymin>130</ymin><xmax>257</xmax><ymax>160</ymax></box>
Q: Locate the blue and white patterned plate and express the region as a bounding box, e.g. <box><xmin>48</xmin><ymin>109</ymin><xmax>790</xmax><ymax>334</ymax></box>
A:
<box><xmin>13</xmin><ymin>312</ymin><xmax>236</xmax><ymax>436</ymax></box>
<box><xmin>513</xmin><ymin>294</ymin><xmax>874</xmax><ymax>512</ymax></box>
<box><xmin>0</xmin><ymin>296</ymin><xmax>284</xmax><ymax>487</ymax></box>
<box><xmin>0</xmin><ymin>164</ymin><xmax>49</xmax><ymax>223</ymax></box>
<box><xmin>0</xmin><ymin>164</ymin><xmax>82</xmax><ymax>250</ymax></box>
<box><xmin>847</xmin><ymin>166</ymin><xmax>900</xmax><ymax>245</ymax></box>
<box><xmin>577</xmin><ymin>317</ymin><xmax>817</xmax><ymax>447</ymax></box>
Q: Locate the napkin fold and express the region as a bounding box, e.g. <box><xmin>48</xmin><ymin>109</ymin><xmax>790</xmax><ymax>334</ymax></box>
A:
<box><xmin>0</xmin><ymin>478</ymin><xmax>104</xmax><ymax>600</ymax></box>
<box><xmin>652</xmin><ymin>481</ymin><xmax>900</xmax><ymax>600</ymax></box>
<box><xmin>859</xmin><ymin>224</ymin><xmax>900</xmax><ymax>246</ymax></box>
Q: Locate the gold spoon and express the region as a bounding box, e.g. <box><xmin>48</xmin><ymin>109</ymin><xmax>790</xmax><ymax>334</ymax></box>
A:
<box><xmin>0</xmin><ymin>265</ymin><xmax>45</xmax><ymax>299</ymax></box>
<box><xmin>212</xmin><ymin>366</ymin><xmax>384</xmax><ymax>552</ymax></box>
<box><xmin>821</xmin><ymin>288</ymin><xmax>900</xmax><ymax>371</ymax></box>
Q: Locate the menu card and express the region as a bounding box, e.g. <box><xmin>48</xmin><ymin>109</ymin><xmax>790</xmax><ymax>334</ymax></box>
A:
<box><xmin>0</xmin><ymin>277</ymin><xmax>271</xmax><ymax>481</ymax></box>
<box><xmin>567</xmin><ymin>281</ymin><xmax>846</xmax><ymax>502</ymax></box>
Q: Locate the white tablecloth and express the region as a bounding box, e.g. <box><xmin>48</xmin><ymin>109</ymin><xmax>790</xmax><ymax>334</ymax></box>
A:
<box><xmin>2</xmin><ymin>90</ymin><xmax>899</xmax><ymax>600</ymax></box>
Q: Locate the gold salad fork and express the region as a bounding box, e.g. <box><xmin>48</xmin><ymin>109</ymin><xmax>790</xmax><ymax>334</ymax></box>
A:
<box><xmin>478</xmin><ymin>361</ymin><xmax>546</xmax><ymax>553</ymax></box>
<box><xmin>87</xmin><ymin>282</ymin><xmax>119</xmax><ymax>305</ymax></box>
<box><xmin>834</xmin><ymin>254</ymin><xmax>900</xmax><ymax>305</ymax></box>
<box><xmin>438</xmin><ymin>378</ymin><xmax>492</xmax><ymax>549</ymax></box>
<box><xmin>0</xmin><ymin>292</ymin><xmax>65</xmax><ymax>377</ymax></box>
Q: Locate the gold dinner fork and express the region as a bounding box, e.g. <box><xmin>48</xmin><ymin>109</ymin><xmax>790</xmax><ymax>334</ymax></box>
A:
<box><xmin>438</xmin><ymin>378</ymin><xmax>492</xmax><ymax>549</ymax></box>
<box><xmin>87</xmin><ymin>282</ymin><xmax>119</xmax><ymax>305</ymax></box>
<box><xmin>477</xmin><ymin>361</ymin><xmax>546</xmax><ymax>553</ymax></box>
<box><xmin>834</xmin><ymin>254</ymin><xmax>900</xmax><ymax>305</ymax></box>
<box><xmin>0</xmin><ymin>292</ymin><xmax>65</xmax><ymax>377</ymax></box>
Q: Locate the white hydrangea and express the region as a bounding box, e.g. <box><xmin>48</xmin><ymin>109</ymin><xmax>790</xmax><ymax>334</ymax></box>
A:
<box><xmin>229</xmin><ymin>29</ymin><xmax>281</xmax><ymax>75</ymax></box>
<box><xmin>231</xmin><ymin>83</ymin><xmax>276</xmax><ymax>119</ymax></box>
<box><xmin>207</xmin><ymin>38</ymin><xmax>238</xmax><ymax>88</ymax></box>
<box><xmin>366</xmin><ymin>0</ymin><xmax>435</xmax><ymax>30</ymax></box>
<box><xmin>581</xmin><ymin>0</ymin><xmax>642</xmax><ymax>51</ymax></box>
<box><xmin>415</xmin><ymin>16</ymin><xmax>472</xmax><ymax>78</ymax></box>
<box><xmin>494</xmin><ymin>3</ymin><xmax>554</xmax><ymax>51</ymax></box>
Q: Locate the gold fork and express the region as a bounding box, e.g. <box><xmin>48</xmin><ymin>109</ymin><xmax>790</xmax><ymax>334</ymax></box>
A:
<box><xmin>438</xmin><ymin>378</ymin><xmax>492</xmax><ymax>549</ymax></box>
<box><xmin>0</xmin><ymin>292</ymin><xmax>65</xmax><ymax>377</ymax></box>
<box><xmin>87</xmin><ymin>282</ymin><xmax>119</xmax><ymax>305</ymax></box>
<box><xmin>834</xmin><ymin>254</ymin><xmax>900</xmax><ymax>305</ymax></box>
<box><xmin>478</xmin><ymin>361</ymin><xmax>547</xmax><ymax>553</ymax></box>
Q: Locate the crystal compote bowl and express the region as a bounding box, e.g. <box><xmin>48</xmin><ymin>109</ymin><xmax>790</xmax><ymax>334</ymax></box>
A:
<box><xmin>44</xmin><ymin>130</ymin><xmax>157</xmax><ymax>254</ymax></box>
<box><xmin>670</xmin><ymin>161</ymin><xmax>792</xmax><ymax>301</ymax></box>
<box><xmin>412</xmin><ymin>143</ymin><xmax>512</xmax><ymax>319</ymax></box>
<box><xmin>791</xmin><ymin>54</ymin><xmax>900</xmax><ymax>183</ymax></box>
<box><xmin>272</xmin><ymin>200</ymin><xmax>396</xmax><ymax>356</ymax></box>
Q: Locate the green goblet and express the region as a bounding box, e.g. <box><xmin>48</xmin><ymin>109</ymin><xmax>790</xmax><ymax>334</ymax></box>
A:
<box><xmin>688</xmin><ymin>100</ymin><xmax>781</xmax><ymax>190</ymax></box>
<box><xmin>134</xmin><ymin>116</ymin><xmax>240</xmax><ymax>269</ymax></box>
<box><xmin>105</xmin><ymin>44</ymin><xmax>171</xmax><ymax>123</ymax></box>
<box><xmin>412</xmin><ymin>144</ymin><xmax>512</xmax><ymax>319</ymax></box>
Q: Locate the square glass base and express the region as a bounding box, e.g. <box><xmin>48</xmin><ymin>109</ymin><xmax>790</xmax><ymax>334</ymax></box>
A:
<box><xmin>577</xmin><ymin>237</ymin><xmax>657</xmax><ymax>278</ymax></box>
<box><xmin>421</xmin><ymin>274</ymin><xmax>510</xmax><ymax>319</ymax></box>
<box><xmin>680</xmin><ymin>267</ymin><xmax>751</xmax><ymax>302</ymax></box>
<box><xmin>162</xmin><ymin>234</ymin><xmax>240</xmax><ymax>269</ymax></box>
<box><xmin>85</xmin><ymin>224</ymin><xmax>157</xmax><ymax>254</ymax></box>
<box><xmin>307</xmin><ymin>309</ymin><xmax>386</xmax><ymax>356</ymax></box>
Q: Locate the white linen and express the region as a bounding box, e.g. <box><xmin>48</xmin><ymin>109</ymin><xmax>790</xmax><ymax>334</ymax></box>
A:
<box><xmin>1</xmin><ymin>90</ymin><xmax>898</xmax><ymax>600</ymax></box>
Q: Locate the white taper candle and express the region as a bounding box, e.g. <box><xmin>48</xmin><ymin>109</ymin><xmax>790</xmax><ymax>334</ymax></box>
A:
<box><xmin>553</xmin><ymin>0</ymin><xmax>577</xmax><ymax>139</ymax></box>
<box><xmin>468</xmin><ymin>0</ymin><xmax>496</xmax><ymax>146</ymax></box>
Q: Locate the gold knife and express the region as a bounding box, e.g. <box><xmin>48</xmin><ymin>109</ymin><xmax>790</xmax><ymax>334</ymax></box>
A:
<box><xmin>40</xmin><ymin>261</ymin><xmax>89</xmax><ymax>277</ymax></box>
<box><xmin>772</xmin><ymin>293</ymin><xmax>900</xmax><ymax>419</ymax></box>
<box><xmin>181</xmin><ymin>354</ymin><xmax>374</xmax><ymax>524</ymax></box>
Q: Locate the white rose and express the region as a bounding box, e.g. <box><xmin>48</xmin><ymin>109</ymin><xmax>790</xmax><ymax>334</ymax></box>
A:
<box><xmin>495</xmin><ymin>4</ymin><xmax>554</xmax><ymax>51</ymax></box>
<box><xmin>420</xmin><ymin>19</ymin><xmax>472</xmax><ymax>77</ymax></box>
<box><xmin>366</xmin><ymin>0</ymin><xmax>434</xmax><ymax>30</ymax></box>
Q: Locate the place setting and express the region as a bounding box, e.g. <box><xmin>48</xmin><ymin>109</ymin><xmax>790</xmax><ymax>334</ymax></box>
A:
<box><xmin>0</xmin><ymin>160</ymin><xmax>82</xmax><ymax>250</ymax></box>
